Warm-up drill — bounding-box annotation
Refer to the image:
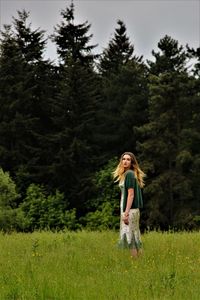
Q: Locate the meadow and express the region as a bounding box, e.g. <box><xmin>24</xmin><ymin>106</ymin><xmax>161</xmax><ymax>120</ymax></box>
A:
<box><xmin>0</xmin><ymin>230</ymin><xmax>200</xmax><ymax>300</ymax></box>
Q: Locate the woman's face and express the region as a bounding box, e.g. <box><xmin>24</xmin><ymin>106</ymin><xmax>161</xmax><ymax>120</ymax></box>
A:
<box><xmin>122</xmin><ymin>154</ymin><xmax>132</xmax><ymax>170</ymax></box>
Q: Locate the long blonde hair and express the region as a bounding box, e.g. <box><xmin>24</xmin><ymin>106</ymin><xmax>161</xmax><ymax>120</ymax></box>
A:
<box><xmin>113</xmin><ymin>152</ymin><xmax>145</xmax><ymax>188</ymax></box>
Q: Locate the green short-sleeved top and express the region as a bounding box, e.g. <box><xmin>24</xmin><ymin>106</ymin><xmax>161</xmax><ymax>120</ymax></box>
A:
<box><xmin>122</xmin><ymin>170</ymin><xmax>143</xmax><ymax>212</ymax></box>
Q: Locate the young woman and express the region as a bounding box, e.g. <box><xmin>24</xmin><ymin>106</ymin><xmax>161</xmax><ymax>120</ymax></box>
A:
<box><xmin>113</xmin><ymin>152</ymin><xmax>145</xmax><ymax>257</ymax></box>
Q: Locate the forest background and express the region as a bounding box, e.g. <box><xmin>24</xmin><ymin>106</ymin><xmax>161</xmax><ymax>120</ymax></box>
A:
<box><xmin>0</xmin><ymin>2</ymin><xmax>200</xmax><ymax>232</ymax></box>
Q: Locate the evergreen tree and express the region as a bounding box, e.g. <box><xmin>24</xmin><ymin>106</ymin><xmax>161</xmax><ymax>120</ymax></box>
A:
<box><xmin>185</xmin><ymin>46</ymin><xmax>200</xmax><ymax>217</ymax></box>
<box><xmin>51</xmin><ymin>3</ymin><xmax>100</xmax><ymax>213</ymax></box>
<box><xmin>148</xmin><ymin>35</ymin><xmax>187</xmax><ymax>74</ymax></box>
<box><xmin>137</xmin><ymin>35</ymin><xmax>197</xmax><ymax>228</ymax></box>
<box><xmin>0</xmin><ymin>10</ymin><xmax>55</xmax><ymax>191</ymax></box>
<box><xmin>13</xmin><ymin>10</ymin><xmax>46</xmax><ymax>63</ymax></box>
<box><xmin>0</xmin><ymin>24</ymin><xmax>22</xmax><ymax>171</ymax></box>
<box><xmin>52</xmin><ymin>2</ymin><xmax>97</xmax><ymax>65</ymax></box>
<box><xmin>97</xmin><ymin>20</ymin><xmax>148</xmax><ymax>161</ymax></box>
<box><xmin>99</xmin><ymin>20</ymin><xmax>136</xmax><ymax>75</ymax></box>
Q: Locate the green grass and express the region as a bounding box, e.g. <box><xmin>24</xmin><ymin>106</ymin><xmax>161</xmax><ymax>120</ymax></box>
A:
<box><xmin>0</xmin><ymin>230</ymin><xmax>200</xmax><ymax>300</ymax></box>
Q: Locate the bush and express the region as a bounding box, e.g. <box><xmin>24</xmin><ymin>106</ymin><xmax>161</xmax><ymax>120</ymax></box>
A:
<box><xmin>82</xmin><ymin>158</ymin><xmax>120</xmax><ymax>230</ymax></box>
<box><xmin>0</xmin><ymin>168</ymin><xmax>21</xmax><ymax>231</ymax></box>
<box><xmin>0</xmin><ymin>167</ymin><xmax>19</xmax><ymax>208</ymax></box>
<box><xmin>18</xmin><ymin>184</ymin><xmax>79</xmax><ymax>231</ymax></box>
<box><xmin>82</xmin><ymin>202</ymin><xmax>119</xmax><ymax>231</ymax></box>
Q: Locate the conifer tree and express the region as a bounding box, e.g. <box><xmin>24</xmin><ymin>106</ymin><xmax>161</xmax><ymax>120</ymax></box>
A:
<box><xmin>137</xmin><ymin>35</ymin><xmax>196</xmax><ymax>228</ymax></box>
<box><xmin>52</xmin><ymin>2</ymin><xmax>97</xmax><ymax>65</ymax></box>
<box><xmin>99</xmin><ymin>20</ymin><xmax>136</xmax><ymax>75</ymax></box>
<box><xmin>185</xmin><ymin>46</ymin><xmax>200</xmax><ymax>216</ymax></box>
<box><xmin>0</xmin><ymin>10</ymin><xmax>54</xmax><ymax>190</ymax></box>
<box><xmin>51</xmin><ymin>2</ymin><xmax>100</xmax><ymax>213</ymax></box>
<box><xmin>97</xmin><ymin>20</ymin><xmax>148</xmax><ymax>160</ymax></box>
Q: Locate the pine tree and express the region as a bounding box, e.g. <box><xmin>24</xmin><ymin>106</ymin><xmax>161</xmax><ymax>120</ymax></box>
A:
<box><xmin>97</xmin><ymin>20</ymin><xmax>148</xmax><ymax>161</ymax></box>
<box><xmin>13</xmin><ymin>10</ymin><xmax>46</xmax><ymax>63</ymax></box>
<box><xmin>52</xmin><ymin>2</ymin><xmax>97</xmax><ymax>65</ymax></box>
<box><xmin>137</xmin><ymin>35</ymin><xmax>196</xmax><ymax>228</ymax></box>
<box><xmin>51</xmin><ymin>3</ymin><xmax>100</xmax><ymax>213</ymax></box>
<box><xmin>0</xmin><ymin>10</ymin><xmax>54</xmax><ymax>191</ymax></box>
<box><xmin>148</xmin><ymin>35</ymin><xmax>187</xmax><ymax>74</ymax></box>
<box><xmin>185</xmin><ymin>46</ymin><xmax>200</xmax><ymax>217</ymax></box>
<box><xmin>99</xmin><ymin>20</ymin><xmax>135</xmax><ymax>75</ymax></box>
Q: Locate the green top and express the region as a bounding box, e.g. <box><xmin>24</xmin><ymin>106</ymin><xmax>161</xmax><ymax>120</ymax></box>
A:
<box><xmin>122</xmin><ymin>170</ymin><xmax>143</xmax><ymax>212</ymax></box>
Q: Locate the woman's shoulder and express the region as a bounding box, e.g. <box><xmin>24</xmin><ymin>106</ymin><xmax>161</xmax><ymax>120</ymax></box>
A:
<box><xmin>125</xmin><ymin>169</ymin><xmax>135</xmax><ymax>177</ymax></box>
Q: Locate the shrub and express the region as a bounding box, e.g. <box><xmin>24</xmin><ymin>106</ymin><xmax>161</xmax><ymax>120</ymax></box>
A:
<box><xmin>0</xmin><ymin>168</ymin><xmax>20</xmax><ymax>231</ymax></box>
<box><xmin>82</xmin><ymin>158</ymin><xmax>120</xmax><ymax>230</ymax></box>
<box><xmin>19</xmin><ymin>183</ymin><xmax>78</xmax><ymax>231</ymax></box>
<box><xmin>0</xmin><ymin>167</ymin><xmax>19</xmax><ymax>208</ymax></box>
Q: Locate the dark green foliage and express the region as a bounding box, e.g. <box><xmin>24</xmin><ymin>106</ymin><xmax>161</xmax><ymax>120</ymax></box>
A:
<box><xmin>81</xmin><ymin>158</ymin><xmax>120</xmax><ymax>230</ymax></box>
<box><xmin>183</xmin><ymin>46</ymin><xmax>200</xmax><ymax>218</ymax></box>
<box><xmin>52</xmin><ymin>2</ymin><xmax>97</xmax><ymax>65</ymax></box>
<box><xmin>147</xmin><ymin>35</ymin><xmax>187</xmax><ymax>74</ymax></box>
<box><xmin>0</xmin><ymin>10</ymin><xmax>55</xmax><ymax>193</ymax></box>
<box><xmin>97</xmin><ymin>20</ymin><xmax>148</xmax><ymax>161</ymax></box>
<box><xmin>99</xmin><ymin>20</ymin><xmax>135</xmax><ymax>75</ymax></box>
<box><xmin>137</xmin><ymin>35</ymin><xmax>200</xmax><ymax>229</ymax></box>
<box><xmin>50</xmin><ymin>3</ymin><xmax>100</xmax><ymax>213</ymax></box>
<box><xmin>13</xmin><ymin>10</ymin><xmax>46</xmax><ymax>62</ymax></box>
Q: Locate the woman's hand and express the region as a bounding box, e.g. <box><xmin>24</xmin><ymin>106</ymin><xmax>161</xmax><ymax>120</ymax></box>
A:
<box><xmin>123</xmin><ymin>213</ymin><xmax>129</xmax><ymax>225</ymax></box>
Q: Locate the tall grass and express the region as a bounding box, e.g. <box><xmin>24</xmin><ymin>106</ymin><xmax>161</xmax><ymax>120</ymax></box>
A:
<box><xmin>0</xmin><ymin>230</ymin><xmax>200</xmax><ymax>299</ymax></box>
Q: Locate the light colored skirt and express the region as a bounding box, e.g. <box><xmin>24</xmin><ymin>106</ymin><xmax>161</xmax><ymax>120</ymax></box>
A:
<box><xmin>118</xmin><ymin>208</ymin><xmax>142</xmax><ymax>250</ymax></box>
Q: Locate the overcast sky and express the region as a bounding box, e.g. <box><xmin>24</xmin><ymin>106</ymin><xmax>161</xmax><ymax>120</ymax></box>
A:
<box><xmin>1</xmin><ymin>0</ymin><xmax>199</xmax><ymax>63</ymax></box>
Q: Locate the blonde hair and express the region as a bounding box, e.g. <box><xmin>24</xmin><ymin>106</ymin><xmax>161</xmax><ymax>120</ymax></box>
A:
<box><xmin>113</xmin><ymin>152</ymin><xmax>145</xmax><ymax>188</ymax></box>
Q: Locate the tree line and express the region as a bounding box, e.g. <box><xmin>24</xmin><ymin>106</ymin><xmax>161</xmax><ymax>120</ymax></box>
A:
<box><xmin>0</xmin><ymin>3</ymin><xmax>200</xmax><ymax>231</ymax></box>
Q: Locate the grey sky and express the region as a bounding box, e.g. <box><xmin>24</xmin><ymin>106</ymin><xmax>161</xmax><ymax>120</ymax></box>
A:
<box><xmin>1</xmin><ymin>0</ymin><xmax>199</xmax><ymax>63</ymax></box>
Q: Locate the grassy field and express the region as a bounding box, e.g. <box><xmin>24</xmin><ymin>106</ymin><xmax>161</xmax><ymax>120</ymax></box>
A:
<box><xmin>0</xmin><ymin>230</ymin><xmax>200</xmax><ymax>300</ymax></box>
